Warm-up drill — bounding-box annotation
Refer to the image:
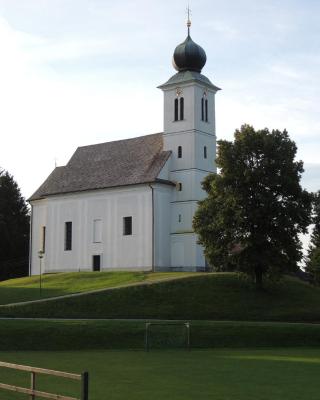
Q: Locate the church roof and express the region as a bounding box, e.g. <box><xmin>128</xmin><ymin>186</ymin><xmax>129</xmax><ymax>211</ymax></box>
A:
<box><xmin>29</xmin><ymin>133</ymin><xmax>172</xmax><ymax>201</ymax></box>
<box><xmin>172</xmin><ymin>34</ymin><xmax>207</xmax><ymax>73</ymax></box>
<box><xmin>158</xmin><ymin>70</ymin><xmax>220</xmax><ymax>91</ymax></box>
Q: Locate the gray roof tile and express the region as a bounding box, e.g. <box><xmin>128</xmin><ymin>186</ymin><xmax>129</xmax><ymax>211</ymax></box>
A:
<box><xmin>29</xmin><ymin>133</ymin><xmax>172</xmax><ymax>201</ymax></box>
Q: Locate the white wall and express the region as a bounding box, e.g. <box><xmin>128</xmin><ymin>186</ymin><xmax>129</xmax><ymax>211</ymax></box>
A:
<box><xmin>30</xmin><ymin>201</ymin><xmax>48</xmax><ymax>273</ymax></box>
<box><xmin>163</xmin><ymin>130</ymin><xmax>216</xmax><ymax>173</ymax></box>
<box><xmin>30</xmin><ymin>185</ymin><xmax>156</xmax><ymax>274</ymax></box>
<box><xmin>171</xmin><ymin>233</ymin><xmax>205</xmax><ymax>269</ymax></box>
<box><xmin>160</xmin><ymin>76</ymin><xmax>218</xmax><ymax>270</ymax></box>
<box><xmin>170</xmin><ymin>169</ymin><xmax>210</xmax><ymax>202</ymax></box>
<box><xmin>162</xmin><ymin>82</ymin><xmax>217</xmax><ymax>136</ymax></box>
<box><xmin>153</xmin><ymin>183</ymin><xmax>172</xmax><ymax>267</ymax></box>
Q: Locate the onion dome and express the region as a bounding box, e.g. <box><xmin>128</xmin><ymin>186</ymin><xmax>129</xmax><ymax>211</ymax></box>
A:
<box><xmin>172</xmin><ymin>34</ymin><xmax>207</xmax><ymax>73</ymax></box>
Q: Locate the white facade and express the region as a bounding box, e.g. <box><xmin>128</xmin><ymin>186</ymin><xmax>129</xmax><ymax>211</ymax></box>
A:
<box><xmin>30</xmin><ymin>183</ymin><xmax>174</xmax><ymax>274</ymax></box>
<box><xmin>29</xmin><ymin>33</ymin><xmax>219</xmax><ymax>274</ymax></box>
<box><xmin>159</xmin><ymin>77</ymin><xmax>219</xmax><ymax>270</ymax></box>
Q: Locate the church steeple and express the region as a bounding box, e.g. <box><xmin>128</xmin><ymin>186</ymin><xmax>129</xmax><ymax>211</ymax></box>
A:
<box><xmin>187</xmin><ymin>5</ymin><xmax>191</xmax><ymax>36</ymax></box>
<box><xmin>158</xmin><ymin>18</ymin><xmax>220</xmax><ymax>137</ymax></box>
<box><xmin>172</xmin><ymin>9</ymin><xmax>207</xmax><ymax>74</ymax></box>
<box><xmin>172</xmin><ymin>35</ymin><xmax>207</xmax><ymax>73</ymax></box>
<box><xmin>157</xmin><ymin>17</ymin><xmax>220</xmax><ymax>270</ymax></box>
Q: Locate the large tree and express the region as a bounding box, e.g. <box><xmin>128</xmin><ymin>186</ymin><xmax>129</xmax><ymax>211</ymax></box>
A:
<box><xmin>306</xmin><ymin>191</ymin><xmax>320</xmax><ymax>284</ymax></box>
<box><xmin>0</xmin><ymin>169</ymin><xmax>30</xmax><ymax>280</ymax></box>
<box><xmin>193</xmin><ymin>125</ymin><xmax>312</xmax><ymax>288</ymax></box>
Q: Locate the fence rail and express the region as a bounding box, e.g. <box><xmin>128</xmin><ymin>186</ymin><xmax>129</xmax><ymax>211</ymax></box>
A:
<box><xmin>0</xmin><ymin>361</ymin><xmax>88</xmax><ymax>400</ymax></box>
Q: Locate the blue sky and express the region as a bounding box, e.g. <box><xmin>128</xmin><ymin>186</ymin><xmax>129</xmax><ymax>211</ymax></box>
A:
<box><xmin>0</xmin><ymin>0</ymin><xmax>319</xmax><ymax>199</ymax></box>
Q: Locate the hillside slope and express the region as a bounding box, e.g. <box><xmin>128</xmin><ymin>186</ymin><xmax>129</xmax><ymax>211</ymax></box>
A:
<box><xmin>0</xmin><ymin>271</ymin><xmax>194</xmax><ymax>305</ymax></box>
<box><xmin>1</xmin><ymin>273</ymin><xmax>320</xmax><ymax>322</ymax></box>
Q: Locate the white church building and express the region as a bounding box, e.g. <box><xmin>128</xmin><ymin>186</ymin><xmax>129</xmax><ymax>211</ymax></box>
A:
<box><xmin>29</xmin><ymin>22</ymin><xmax>220</xmax><ymax>274</ymax></box>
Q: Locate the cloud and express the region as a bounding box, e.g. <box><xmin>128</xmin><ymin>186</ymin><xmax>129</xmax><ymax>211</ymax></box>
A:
<box><xmin>215</xmin><ymin>47</ymin><xmax>320</xmax><ymax>163</ymax></box>
<box><xmin>26</xmin><ymin>37</ymin><xmax>117</xmax><ymax>63</ymax></box>
<box><xmin>203</xmin><ymin>20</ymin><xmax>239</xmax><ymax>39</ymax></box>
<box><xmin>0</xmin><ymin>1</ymin><xmax>319</xmax><ymax>203</ymax></box>
<box><xmin>0</xmin><ymin>16</ymin><xmax>163</xmax><ymax>198</ymax></box>
<box><xmin>269</xmin><ymin>64</ymin><xmax>303</xmax><ymax>80</ymax></box>
<box><xmin>302</xmin><ymin>164</ymin><xmax>320</xmax><ymax>193</ymax></box>
<box><xmin>0</xmin><ymin>16</ymin><xmax>119</xmax><ymax>66</ymax></box>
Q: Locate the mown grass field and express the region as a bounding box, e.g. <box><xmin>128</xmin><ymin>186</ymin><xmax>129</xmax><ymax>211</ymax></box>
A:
<box><xmin>1</xmin><ymin>319</ymin><xmax>320</xmax><ymax>350</ymax></box>
<box><xmin>0</xmin><ymin>271</ymin><xmax>194</xmax><ymax>305</ymax></box>
<box><xmin>2</xmin><ymin>273</ymin><xmax>320</xmax><ymax>322</ymax></box>
<box><xmin>0</xmin><ymin>348</ymin><xmax>320</xmax><ymax>400</ymax></box>
<box><xmin>1</xmin><ymin>273</ymin><xmax>320</xmax><ymax>399</ymax></box>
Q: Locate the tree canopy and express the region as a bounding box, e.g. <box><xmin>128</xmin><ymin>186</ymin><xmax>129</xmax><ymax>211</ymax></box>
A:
<box><xmin>306</xmin><ymin>191</ymin><xmax>320</xmax><ymax>284</ymax></box>
<box><xmin>0</xmin><ymin>169</ymin><xmax>29</xmax><ymax>280</ymax></box>
<box><xmin>193</xmin><ymin>125</ymin><xmax>312</xmax><ymax>288</ymax></box>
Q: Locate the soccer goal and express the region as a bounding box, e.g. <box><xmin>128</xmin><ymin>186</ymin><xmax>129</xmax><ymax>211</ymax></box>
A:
<box><xmin>144</xmin><ymin>322</ymin><xmax>190</xmax><ymax>351</ymax></box>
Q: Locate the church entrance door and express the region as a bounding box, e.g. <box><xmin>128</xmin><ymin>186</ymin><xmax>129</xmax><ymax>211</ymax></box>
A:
<box><xmin>93</xmin><ymin>255</ymin><xmax>101</xmax><ymax>271</ymax></box>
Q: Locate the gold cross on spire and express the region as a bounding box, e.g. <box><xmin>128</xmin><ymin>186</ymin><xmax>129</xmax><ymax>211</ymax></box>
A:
<box><xmin>186</xmin><ymin>4</ymin><xmax>192</xmax><ymax>35</ymax></box>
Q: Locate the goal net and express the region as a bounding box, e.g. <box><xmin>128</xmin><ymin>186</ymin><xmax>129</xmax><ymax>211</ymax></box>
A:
<box><xmin>145</xmin><ymin>322</ymin><xmax>190</xmax><ymax>351</ymax></box>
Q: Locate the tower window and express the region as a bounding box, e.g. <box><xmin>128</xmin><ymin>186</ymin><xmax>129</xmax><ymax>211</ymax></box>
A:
<box><xmin>178</xmin><ymin>214</ymin><xmax>182</xmax><ymax>223</ymax></box>
<box><xmin>202</xmin><ymin>94</ymin><xmax>209</xmax><ymax>122</ymax></box>
<box><xmin>201</xmin><ymin>98</ymin><xmax>204</xmax><ymax>121</ymax></box>
<box><xmin>179</xmin><ymin>97</ymin><xmax>184</xmax><ymax>120</ymax></box>
<box><xmin>123</xmin><ymin>216</ymin><xmax>132</xmax><ymax>236</ymax></box>
<box><xmin>41</xmin><ymin>226</ymin><xmax>46</xmax><ymax>253</ymax></box>
<box><xmin>205</xmin><ymin>99</ymin><xmax>208</xmax><ymax>122</ymax></box>
<box><xmin>93</xmin><ymin>219</ymin><xmax>102</xmax><ymax>243</ymax></box>
<box><xmin>178</xmin><ymin>146</ymin><xmax>182</xmax><ymax>158</ymax></box>
<box><xmin>204</xmin><ymin>146</ymin><xmax>207</xmax><ymax>159</ymax></box>
<box><xmin>64</xmin><ymin>221</ymin><xmax>72</xmax><ymax>251</ymax></box>
<box><xmin>178</xmin><ymin>183</ymin><xmax>182</xmax><ymax>191</ymax></box>
<box><xmin>174</xmin><ymin>98</ymin><xmax>179</xmax><ymax>121</ymax></box>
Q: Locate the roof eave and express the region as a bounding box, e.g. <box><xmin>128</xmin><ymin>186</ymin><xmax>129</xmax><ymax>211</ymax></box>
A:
<box><xmin>29</xmin><ymin>179</ymin><xmax>176</xmax><ymax>201</ymax></box>
<box><xmin>158</xmin><ymin>71</ymin><xmax>221</xmax><ymax>92</ymax></box>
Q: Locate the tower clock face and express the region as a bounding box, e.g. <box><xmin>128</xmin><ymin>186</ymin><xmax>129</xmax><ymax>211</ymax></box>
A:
<box><xmin>176</xmin><ymin>87</ymin><xmax>183</xmax><ymax>97</ymax></box>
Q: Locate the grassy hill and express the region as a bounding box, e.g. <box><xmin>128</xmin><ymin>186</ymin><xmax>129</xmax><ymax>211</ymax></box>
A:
<box><xmin>1</xmin><ymin>272</ymin><xmax>320</xmax><ymax>399</ymax></box>
<box><xmin>0</xmin><ymin>271</ymin><xmax>194</xmax><ymax>305</ymax></box>
<box><xmin>1</xmin><ymin>272</ymin><xmax>320</xmax><ymax>322</ymax></box>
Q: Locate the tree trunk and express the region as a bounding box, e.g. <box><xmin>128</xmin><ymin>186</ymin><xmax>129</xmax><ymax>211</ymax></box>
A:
<box><xmin>255</xmin><ymin>266</ymin><xmax>263</xmax><ymax>290</ymax></box>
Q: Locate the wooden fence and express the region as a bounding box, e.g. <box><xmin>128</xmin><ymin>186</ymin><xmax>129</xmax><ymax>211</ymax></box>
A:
<box><xmin>0</xmin><ymin>361</ymin><xmax>89</xmax><ymax>400</ymax></box>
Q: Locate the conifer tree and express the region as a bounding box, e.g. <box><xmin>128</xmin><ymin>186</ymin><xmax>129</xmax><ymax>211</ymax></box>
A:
<box><xmin>0</xmin><ymin>169</ymin><xmax>29</xmax><ymax>280</ymax></box>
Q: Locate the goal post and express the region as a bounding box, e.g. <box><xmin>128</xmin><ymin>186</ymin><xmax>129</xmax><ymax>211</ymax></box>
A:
<box><xmin>145</xmin><ymin>322</ymin><xmax>190</xmax><ymax>351</ymax></box>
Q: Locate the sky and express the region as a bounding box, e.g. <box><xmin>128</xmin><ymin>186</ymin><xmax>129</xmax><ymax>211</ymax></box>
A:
<box><xmin>0</xmin><ymin>0</ymin><xmax>319</xmax><ymax>200</ymax></box>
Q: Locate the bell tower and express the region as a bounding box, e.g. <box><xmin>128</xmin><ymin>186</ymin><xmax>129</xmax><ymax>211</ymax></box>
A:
<box><xmin>158</xmin><ymin>15</ymin><xmax>220</xmax><ymax>270</ymax></box>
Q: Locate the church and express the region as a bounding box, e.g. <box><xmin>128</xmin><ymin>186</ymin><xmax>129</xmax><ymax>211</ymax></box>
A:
<box><xmin>28</xmin><ymin>20</ymin><xmax>220</xmax><ymax>274</ymax></box>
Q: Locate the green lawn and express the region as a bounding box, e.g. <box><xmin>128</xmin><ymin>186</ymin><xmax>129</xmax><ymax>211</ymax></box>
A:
<box><xmin>0</xmin><ymin>271</ymin><xmax>195</xmax><ymax>305</ymax></box>
<box><xmin>2</xmin><ymin>273</ymin><xmax>320</xmax><ymax>322</ymax></box>
<box><xmin>1</xmin><ymin>319</ymin><xmax>320</xmax><ymax>351</ymax></box>
<box><xmin>0</xmin><ymin>348</ymin><xmax>320</xmax><ymax>400</ymax></box>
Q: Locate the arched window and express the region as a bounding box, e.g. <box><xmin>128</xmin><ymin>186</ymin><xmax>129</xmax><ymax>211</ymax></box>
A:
<box><xmin>174</xmin><ymin>98</ymin><xmax>179</xmax><ymax>121</ymax></box>
<box><xmin>179</xmin><ymin>97</ymin><xmax>184</xmax><ymax>120</ymax></box>
<box><xmin>178</xmin><ymin>214</ymin><xmax>182</xmax><ymax>223</ymax></box>
<box><xmin>204</xmin><ymin>146</ymin><xmax>207</xmax><ymax>159</ymax></box>
<box><xmin>205</xmin><ymin>99</ymin><xmax>208</xmax><ymax>122</ymax></box>
<box><xmin>201</xmin><ymin>98</ymin><xmax>204</xmax><ymax>121</ymax></box>
<box><xmin>178</xmin><ymin>182</ymin><xmax>182</xmax><ymax>191</ymax></box>
<box><xmin>178</xmin><ymin>146</ymin><xmax>182</xmax><ymax>159</ymax></box>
